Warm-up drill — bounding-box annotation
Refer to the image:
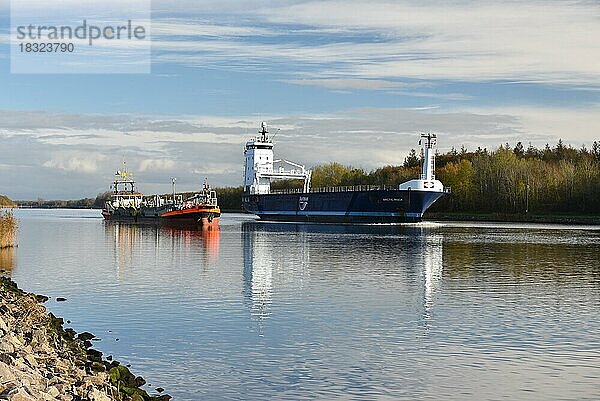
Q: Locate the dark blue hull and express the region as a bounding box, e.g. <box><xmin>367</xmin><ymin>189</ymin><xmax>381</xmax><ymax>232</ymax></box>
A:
<box><xmin>242</xmin><ymin>189</ymin><xmax>445</xmax><ymax>223</ymax></box>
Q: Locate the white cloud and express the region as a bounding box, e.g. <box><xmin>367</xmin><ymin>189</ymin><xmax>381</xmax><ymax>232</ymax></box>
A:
<box><xmin>459</xmin><ymin>105</ymin><xmax>600</xmax><ymax>146</ymax></box>
<box><xmin>4</xmin><ymin>1</ymin><xmax>599</xmax><ymax>88</ymax></box>
<box><xmin>147</xmin><ymin>1</ymin><xmax>600</xmax><ymax>88</ymax></box>
<box><xmin>259</xmin><ymin>1</ymin><xmax>600</xmax><ymax>83</ymax></box>
<box><xmin>43</xmin><ymin>153</ymin><xmax>106</xmax><ymax>174</ymax></box>
<box><xmin>283</xmin><ymin>78</ymin><xmax>418</xmax><ymax>91</ymax></box>
<box><xmin>138</xmin><ymin>158</ymin><xmax>177</xmax><ymax>172</ymax></box>
<box><xmin>152</xmin><ymin>21</ymin><xmax>273</xmax><ymax>38</ymax></box>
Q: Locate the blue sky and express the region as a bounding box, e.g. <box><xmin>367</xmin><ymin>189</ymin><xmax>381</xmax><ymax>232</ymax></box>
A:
<box><xmin>0</xmin><ymin>0</ymin><xmax>599</xmax><ymax>199</ymax></box>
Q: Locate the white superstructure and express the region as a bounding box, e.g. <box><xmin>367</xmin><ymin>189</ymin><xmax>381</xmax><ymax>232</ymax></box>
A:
<box><xmin>243</xmin><ymin>122</ymin><xmax>312</xmax><ymax>195</ymax></box>
<box><xmin>107</xmin><ymin>161</ymin><xmax>144</xmax><ymax>209</ymax></box>
<box><xmin>399</xmin><ymin>133</ymin><xmax>445</xmax><ymax>192</ymax></box>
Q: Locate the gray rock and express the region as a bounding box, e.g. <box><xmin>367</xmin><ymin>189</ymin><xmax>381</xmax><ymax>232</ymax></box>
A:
<box><xmin>0</xmin><ymin>341</ymin><xmax>15</xmax><ymax>354</ymax></box>
<box><xmin>0</xmin><ymin>315</ymin><xmax>7</xmax><ymax>332</ymax></box>
<box><xmin>8</xmin><ymin>388</ymin><xmax>36</xmax><ymax>401</ymax></box>
<box><xmin>0</xmin><ymin>361</ymin><xmax>16</xmax><ymax>384</ymax></box>
<box><xmin>47</xmin><ymin>386</ymin><xmax>60</xmax><ymax>397</ymax></box>
<box><xmin>87</xmin><ymin>388</ymin><xmax>111</xmax><ymax>401</ymax></box>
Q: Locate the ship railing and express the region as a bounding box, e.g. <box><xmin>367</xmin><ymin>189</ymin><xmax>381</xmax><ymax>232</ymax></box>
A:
<box><xmin>270</xmin><ymin>185</ymin><xmax>399</xmax><ymax>195</ymax></box>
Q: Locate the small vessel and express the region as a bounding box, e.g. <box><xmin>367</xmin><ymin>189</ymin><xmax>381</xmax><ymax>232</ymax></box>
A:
<box><xmin>101</xmin><ymin>163</ymin><xmax>220</xmax><ymax>228</ymax></box>
<box><xmin>242</xmin><ymin>122</ymin><xmax>450</xmax><ymax>223</ymax></box>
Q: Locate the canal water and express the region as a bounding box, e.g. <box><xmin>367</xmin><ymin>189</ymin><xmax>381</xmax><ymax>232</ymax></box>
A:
<box><xmin>3</xmin><ymin>209</ymin><xmax>600</xmax><ymax>400</ymax></box>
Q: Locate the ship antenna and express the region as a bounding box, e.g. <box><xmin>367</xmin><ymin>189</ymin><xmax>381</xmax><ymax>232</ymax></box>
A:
<box><xmin>271</xmin><ymin>128</ymin><xmax>281</xmax><ymax>142</ymax></box>
<box><xmin>259</xmin><ymin>121</ymin><xmax>269</xmax><ymax>141</ymax></box>
<box><xmin>420</xmin><ymin>132</ymin><xmax>437</xmax><ymax>149</ymax></box>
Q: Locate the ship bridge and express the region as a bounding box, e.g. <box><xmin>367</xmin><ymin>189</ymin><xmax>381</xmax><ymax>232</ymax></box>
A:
<box><xmin>244</xmin><ymin>122</ymin><xmax>312</xmax><ymax>195</ymax></box>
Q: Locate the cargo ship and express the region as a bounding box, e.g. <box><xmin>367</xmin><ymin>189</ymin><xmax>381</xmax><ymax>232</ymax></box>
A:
<box><xmin>242</xmin><ymin>123</ymin><xmax>450</xmax><ymax>223</ymax></box>
<box><xmin>101</xmin><ymin>163</ymin><xmax>220</xmax><ymax>228</ymax></box>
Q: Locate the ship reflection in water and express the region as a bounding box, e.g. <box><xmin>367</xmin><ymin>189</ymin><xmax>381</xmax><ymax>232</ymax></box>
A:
<box><xmin>421</xmin><ymin>233</ymin><xmax>443</xmax><ymax>323</ymax></box>
<box><xmin>242</xmin><ymin>222</ymin><xmax>312</xmax><ymax>328</ymax></box>
<box><xmin>104</xmin><ymin>222</ymin><xmax>220</xmax><ymax>277</ymax></box>
<box><xmin>242</xmin><ymin>221</ymin><xmax>444</xmax><ymax>330</ymax></box>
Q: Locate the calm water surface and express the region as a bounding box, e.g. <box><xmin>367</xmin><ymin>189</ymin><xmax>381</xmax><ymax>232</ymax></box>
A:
<box><xmin>3</xmin><ymin>209</ymin><xmax>600</xmax><ymax>400</ymax></box>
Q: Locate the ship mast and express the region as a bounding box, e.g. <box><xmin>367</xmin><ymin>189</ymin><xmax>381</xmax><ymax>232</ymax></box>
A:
<box><xmin>419</xmin><ymin>133</ymin><xmax>437</xmax><ymax>181</ymax></box>
<box><xmin>113</xmin><ymin>160</ymin><xmax>136</xmax><ymax>194</ymax></box>
<box><xmin>259</xmin><ymin>121</ymin><xmax>269</xmax><ymax>142</ymax></box>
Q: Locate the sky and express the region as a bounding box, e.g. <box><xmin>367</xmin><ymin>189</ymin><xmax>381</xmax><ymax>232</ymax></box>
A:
<box><xmin>0</xmin><ymin>0</ymin><xmax>599</xmax><ymax>199</ymax></box>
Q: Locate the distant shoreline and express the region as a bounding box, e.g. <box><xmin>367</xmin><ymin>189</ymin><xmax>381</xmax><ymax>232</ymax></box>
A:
<box><xmin>426</xmin><ymin>212</ymin><xmax>600</xmax><ymax>225</ymax></box>
<box><xmin>15</xmin><ymin>205</ymin><xmax>101</xmax><ymax>209</ymax></box>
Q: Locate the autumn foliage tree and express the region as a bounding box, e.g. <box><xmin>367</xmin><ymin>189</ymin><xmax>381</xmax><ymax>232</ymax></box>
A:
<box><xmin>306</xmin><ymin>140</ymin><xmax>600</xmax><ymax>215</ymax></box>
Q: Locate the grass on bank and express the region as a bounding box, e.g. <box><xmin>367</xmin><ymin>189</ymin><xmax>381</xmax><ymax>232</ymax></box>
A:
<box><xmin>0</xmin><ymin>210</ymin><xmax>17</xmax><ymax>248</ymax></box>
<box><xmin>0</xmin><ymin>194</ymin><xmax>16</xmax><ymax>208</ymax></box>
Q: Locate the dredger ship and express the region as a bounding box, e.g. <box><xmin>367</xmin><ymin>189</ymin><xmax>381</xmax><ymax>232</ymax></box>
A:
<box><xmin>242</xmin><ymin>123</ymin><xmax>450</xmax><ymax>223</ymax></box>
<box><xmin>101</xmin><ymin>164</ymin><xmax>220</xmax><ymax>227</ymax></box>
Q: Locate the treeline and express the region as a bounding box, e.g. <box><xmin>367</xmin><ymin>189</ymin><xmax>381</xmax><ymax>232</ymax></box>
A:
<box><xmin>261</xmin><ymin>140</ymin><xmax>600</xmax><ymax>215</ymax></box>
<box><xmin>179</xmin><ymin>187</ymin><xmax>244</xmax><ymax>211</ymax></box>
<box><xmin>213</xmin><ymin>187</ymin><xmax>244</xmax><ymax>211</ymax></box>
<box><xmin>16</xmin><ymin>190</ymin><xmax>246</xmax><ymax>211</ymax></box>
<box><xmin>432</xmin><ymin>141</ymin><xmax>600</xmax><ymax>214</ymax></box>
<box><xmin>18</xmin><ymin>194</ymin><xmax>107</xmax><ymax>209</ymax></box>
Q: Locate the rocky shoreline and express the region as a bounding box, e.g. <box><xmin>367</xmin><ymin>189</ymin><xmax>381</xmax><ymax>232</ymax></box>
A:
<box><xmin>0</xmin><ymin>276</ymin><xmax>170</xmax><ymax>401</ymax></box>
